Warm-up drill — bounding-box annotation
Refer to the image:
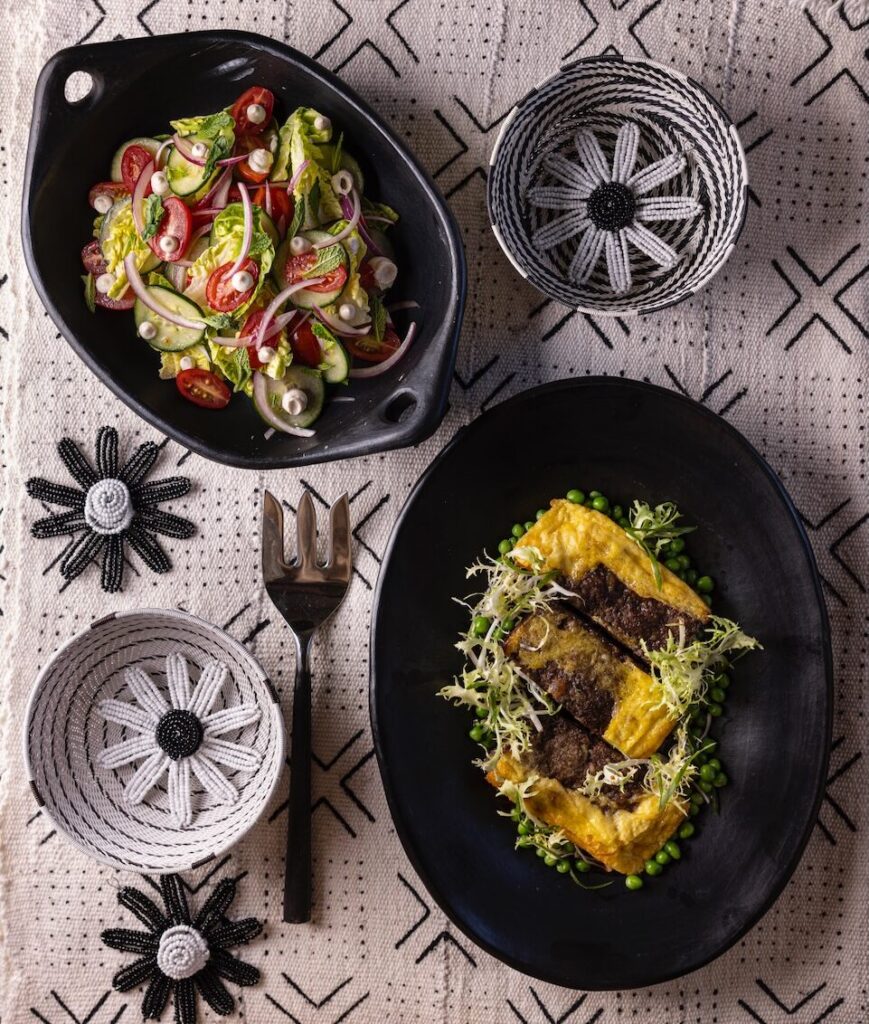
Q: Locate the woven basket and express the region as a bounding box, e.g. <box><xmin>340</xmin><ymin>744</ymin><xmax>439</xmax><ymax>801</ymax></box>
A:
<box><xmin>487</xmin><ymin>55</ymin><xmax>747</xmax><ymax>316</ymax></box>
<box><xmin>23</xmin><ymin>609</ymin><xmax>284</xmax><ymax>873</ymax></box>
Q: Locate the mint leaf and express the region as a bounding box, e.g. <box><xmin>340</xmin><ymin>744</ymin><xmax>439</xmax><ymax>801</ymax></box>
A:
<box><xmin>204</xmin><ymin>313</ymin><xmax>237</xmax><ymax>330</ymax></box>
<box><xmin>331</xmin><ymin>132</ymin><xmax>344</xmax><ymax>174</ymax></box>
<box><xmin>171</xmin><ymin>110</ymin><xmax>234</xmax><ymax>139</ymax></box>
<box><xmin>311</xmin><ymin>320</ymin><xmax>337</xmax><ymax>350</ymax></box>
<box><xmin>371</xmin><ymin>294</ymin><xmax>386</xmax><ymax>343</ymax></box>
<box><xmin>304</xmin><ymin>243</ymin><xmax>343</xmax><ymax>280</ymax></box>
<box><xmin>288</xmin><ymin>195</ymin><xmax>304</xmax><ymax>239</ymax></box>
<box><xmin>140</xmin><ymin>194</ymin><xmax>164</xmax><ymax>241</ymax></box>
<box><xmin>202</xmin><ymin>133</ymin><xmax>232</xmax><ymax>182</ymax></box>
<box><xmin>82</xmin><ymin>274</ymin><xmax>96</xmax><ymax>313</ymax></box>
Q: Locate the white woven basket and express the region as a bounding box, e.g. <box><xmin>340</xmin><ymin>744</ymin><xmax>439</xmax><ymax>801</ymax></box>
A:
<box><xmin>23</xmin><ymin>609</ymin><xmax>285</xmax><ymax>873</ymax></box>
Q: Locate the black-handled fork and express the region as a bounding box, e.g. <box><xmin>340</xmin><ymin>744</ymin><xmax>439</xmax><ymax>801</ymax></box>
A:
<box><xmin>262</xmin><ymin>489</ymin><xmax>352</xmax><ymax>923</ymax></box>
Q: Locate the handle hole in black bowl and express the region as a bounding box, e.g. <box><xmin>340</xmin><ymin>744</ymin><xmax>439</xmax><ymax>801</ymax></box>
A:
<box><xmin>382</xmin><ymin>391</ymin><xmax>418</xmax><ymax>424</ymax></box>
<box><xmin>64</xmin><ymin>71</ymin><xmax>95</xmax><ymax>105</ymax></box>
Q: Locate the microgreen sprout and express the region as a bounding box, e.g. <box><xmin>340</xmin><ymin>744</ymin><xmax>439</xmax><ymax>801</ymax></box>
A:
<box><xmin>625</xmin><ymin>500</ymin><xmax>695</xmax><ymax>589</ymax></box>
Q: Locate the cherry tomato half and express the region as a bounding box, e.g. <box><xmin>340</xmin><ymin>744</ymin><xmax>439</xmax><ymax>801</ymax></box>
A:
<box><xmin>253</xmin><ymin>184</ymin><xmax>293</xmax><ymax>232</ymax></box>
<box><xmin>231</xmin><ymin>86</ymin><xmax>275</xmax><ymax>135</ymax></box>
<box><xmin>279</xmin><ymin>250</ymin><xmax>348</xmax><ymax>294</ymax></box>
<box><xmin>147</xmin><ymin>196</ymin><xmax>193</xmax><ymax>262</ymax></box>
<box><xmin>120</xmin><ymin>144</ymin><xmax>155</xmax><ymax>193</ymax></box>
<box><xmin>345</xmin><ymin>324</ymin><xmax>401</xmax><ymax>363</ymax></box>
<box><xmin>88</xmin><ymin>181</ymin><xmax>129</xmax><ymax>212</ymax></box>
<box><xmin>176</xmin><ymin>368</ymin><xmax>231</xmax><ymax>409</ymax></box>
<box><xmin>358</xmin><ymin>260</ymin><xmax>379</xmax><ymax>293</ymax></box>
<box><xmin>81</xmin><ymin>241</ymin><xmax>135</xmax><ymax>310</ymax></box>
<box><xmin>205</xmin><ymin>258</ymin><xmax>259</xmax><ymax>312</ymax></box>
<box><xmin>241</xmin><ymin>310</ymin><xmax>269</xmax><ymax>369</ymax></box>
<box><xmin>291</xmin><ymin>319</ymin><xmax>324</xmax><ymax>367</ymax></box>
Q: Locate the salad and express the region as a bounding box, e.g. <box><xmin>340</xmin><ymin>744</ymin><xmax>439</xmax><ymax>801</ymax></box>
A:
<box><xmin>81</xmin><ymin>86</ymin><xmax>416</xmax><ymax>437</ymax></box>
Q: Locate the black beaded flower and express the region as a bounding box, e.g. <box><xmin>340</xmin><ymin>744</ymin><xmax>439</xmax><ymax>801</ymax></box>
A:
<box><xmin>102</xmin><ymin>874</ymin><xmax>261</xmax><ymax>1023</ymax></box>
<box><xmin>26</xmin><ymin>426</ymin><xmax>194</xmax><ymax>593</ymax></box>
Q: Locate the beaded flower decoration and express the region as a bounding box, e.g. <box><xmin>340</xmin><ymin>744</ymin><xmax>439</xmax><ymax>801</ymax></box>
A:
<box><xmin>98</xmin><ymin>653</ymin><xmax>263</xmax><ymax>827</ymax></box>
<box><xmin>527</xmin><ymin>123</ymin><xmax>703</xmax><ymax>294</ymax></box>
<box><xmin>102</xmin><ymin>873</ymin><xmax>261</xmax><ymax>1023</ymax></box>
<box><xmin>26</xmin><ymin>425</ymin><xmax>194</xmax><ymax>593</ymax></box>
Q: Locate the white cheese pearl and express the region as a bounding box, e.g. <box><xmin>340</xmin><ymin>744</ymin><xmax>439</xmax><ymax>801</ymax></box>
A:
<box><xmin>231</xmin><ymin>270</ymin><xmax>254</xmax><ymax>292</ymax></box>
<box><xmin>313</xmin><ymin>115</ymin><xmax>331</xmax><ymax>133</ymax></box>
<box><xmin>268</xmin><ymin>133</ymin><xmax>279</xmax><ymax>152</ymax></box>
<box><xmin>137</xmin><ymin>320</ymin><xmax>157</xmax><ymax>341</ymax></box>
<box><xmin>246</xmin><ymin>102</ymin><xmax>267</xmax><ymax>125</ymax></box>
<box><xmin>281</xmin><ymin>388</ymin><xmax>308</xmax><ymax>415</ymax></box>
<box><xmin>158</xmin><ymin>234</ymin><xmax>179</xmax><ymax>255</ymax></box>
<box><xmin>150</xmin><ymin>170</ymin><xmax>169</xmax><ymax>195</ymax></box>
<box><xmin>93</xmin><ymin>194</ymin><xmax>113</xmax><ymax>214</ymax></box>
<box><xmin>368</xmin><ymin>256</ymin><xmax>398</xmax><ymax>290</ymax></box>
<box><xmin>191</xmin><ymin>141</ymin><xmax>208</xmax><ymax>159</ymax></box>
<box><xmin>330</xmin><ymin>169</ymin><xmax>354</xmax><ymax>196</ymax></box>
<box><xmin>179</xmin><ymin>356</ymin><xmax>195</xmax><ymax>371</ymax></box>
<box><xmin>290</xmin><ymin>235</ymin><xmax>312</xmax><ymax>255</ymax></box>
<box><xmin>95</xmin><ymin>272</ymin><xmax>115</xmax><ymax>294</ymax></box>
<box><xmin>338</xmin><ymin>302</ymin><xmax>357</xmax><ymax>322</ymax></box>
<box><xmin>248</xmin><ymin>148</ymin><xmax>273</xmax><ymax>173</ymax></box>
<box><xmin>257</xmin><ymin>346</ymin><xmax>276</xmax><ymax>363</ymax></box>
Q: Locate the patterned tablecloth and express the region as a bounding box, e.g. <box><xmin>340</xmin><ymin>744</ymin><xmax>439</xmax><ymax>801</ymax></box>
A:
<box><xmin>1</xmin><ymin>1</ymin><xmax>867</xmax><ymax>1021</ymax></box>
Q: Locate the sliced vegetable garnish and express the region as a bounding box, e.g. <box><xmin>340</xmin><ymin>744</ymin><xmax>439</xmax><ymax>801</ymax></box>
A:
<box><xmin>121</xmin><ymin>144</ymin><xmax>155</xmax><ymax>191</ymax></box>
<box><xmin>205</xmin><ymin>258</ymin><xmax>259</xmax><ymax>312</ymax></box>
<box><xmin>176</xmin><ymin>368</ymin><xmax>231</xmax><ymax>409</ymax></box>
<box><xmin>231</xmin><ymin>86</ymin><xmax>275</xmax><ymax>134</ymax></box>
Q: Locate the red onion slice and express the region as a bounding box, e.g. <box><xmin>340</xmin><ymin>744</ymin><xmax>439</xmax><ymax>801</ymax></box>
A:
<box><xmin>217</xmin><ymin>153</ymin><xmax>250</xmax><ymax>167</ymax></box>
<box><xmin>256</xmin><ymin>278</ymin><xmax>325</xmax><ymax>350</ymax></box>
<box><xmin>316</xmin><ymin>189</ymin><xmax>360</xmax><ymax>249</ymax></box>
<box><xmin>313</xmin><ymin>305</ymin><xmax>371</xmax><ymax>337</ymax></box>
<box><xmin>357</xmin><ymin>218</ymin><xmax>384</xmax><ymax>257</ymax></box>
<box><xmin>253</xmin><ymin>372</ymin><xmax>316</xmax><ymax>437</ymax></box>
<box><xmin>123</xmin><ymin>253</ymin><xmax>206</xmax><ymax>330</ymax></box>
<box><xmin>349</xmin><ymin>322</ymin><xmax>417</xmax><ymax>378</ymax></box>
<box><xmin>212</xmin><ymin>311</ymin><xmax>297</xmax><ymax>348</ymax></box>
<box><xmin>132</xmin><ymin>159</ymin><xmax>155</xmax><ymax>237</ymax></box>
<box><xmin>264</xmin><ymin>181</ymin><xmax>273</xmax><ymax>218</ymax></box>
<box><xmin>287</xmin><ymin>159</ymin><xmax>310</xmax><ymax>194</ymax></box>
<box><xmin>227</xmin><ymin>183</ymin><xmax>253</xmax><ymax>278</ymax></box>
<box><xmin>198</xmin><ymin>166</ymin><xmax>232</xmax><ymax>208</ymax></box>
<box><xmin>154</xmin><ymin>139</ymin><xmax>173</xmax><ymax>170</ymax></box>
<box><xmin>172</xmin><ymin>133</ymin><xmax>207</xmax><ymax>166</ymax></box>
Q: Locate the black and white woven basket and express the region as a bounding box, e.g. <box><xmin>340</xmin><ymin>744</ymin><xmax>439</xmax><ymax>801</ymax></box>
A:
<box><xmin>487</xmin><ymin>55</ymin><xmax>748</xmax><ymax>316</ymax></box>
<box><xmin>23</xmin><ymin>609</ymin><xmax>284</xmax><ymax>873</ymax></box>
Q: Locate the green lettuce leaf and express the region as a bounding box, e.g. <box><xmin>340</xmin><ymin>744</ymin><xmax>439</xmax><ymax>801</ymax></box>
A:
<box><xmin>101</xmin><ymin>199</ymin><xmax>155</xmax><ymax>300</ymax></box>
<box><xmin>207</xmin><ymin>343</ymin><xmax>253</xmax><ymax>396</ymax></box>
<box><xmin>170</xmin><ymin>110</ymin><xmax>234</xmax><ymax>138</ymax></box>
<box><xmin>327</xmin><ymin>219</ymin><xmax>367</xmax><ymax>275</ymax></box>
<box><xmin>158</xmin><ymin>344</ymin><xmax>211</xmax><ymax>380</ymax></box>
<box><xmin>361</xmin><ymin>197</ymin><xmax>399</xmax><ymax>225</ymax></box>
<box><xmin>271</xmin><ymin>107</ymin><xmax>342</xmax><ymax>226</ymax></box>
<box><xmin>82</xmin><ymin>274</ymin><xmax>96</xmax><ymax>313</ymax></box>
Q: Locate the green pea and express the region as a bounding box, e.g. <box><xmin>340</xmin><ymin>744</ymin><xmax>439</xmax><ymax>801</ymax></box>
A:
<box><xmin>556</xmin><ymin>859</ymin><xmax>571</xmax><ymax>874</ymax></box>
<box><xmin>689</xmin><ymin>803</ymin><xmax>701</xmax><ymax>817</ymax></box>
<box><xmin>700</xmin><ymin>763</ymin><xmax>718</xmax><ymax>783</ymax></box>
<box><xmin>502</xmin><ymin>618</ymin><xmax>515</xmax><ymax>632</ymax></box>
<box><xmin>706</xmin><ymin>757</ymin><xmax>722</xmax><ymax>773</ymax></box>
<box><xmin>524</xmin><ymin>521</ymin><xmax>535</xmax><ymax>532</ymax></box>
<box><xmin>696</xmin><ymin>575</ymin><xmax>715</xmax><ymax>593</ymax></box>
<box><xmin>591</xmin><ymin>496</ymin><xmax>610</xmax><ymax>513</ymax></box>
<box><xmin>708</xmin><ymin>702</ymin><xmax>724</xmax><ymax>717</ymax></box>
<box><xmin>566</xmin><ymin>489</ymin><xmax>585</xmax><ymax>504</ymax></box>
<box><xmin>511</xmin><ymin>523</ymin><xmax>526</xmax><ymax>539</ymax></box>
<box><xmin>471</xmin><ymin>615</ymin><xmax>491</xmax><ymax>637</ymax></box>
<box><xmin>475</xmin><ymin>705</ymin><xmax>488</xmax><ymax>719</ymax></box>
<box><xmin>665</xmin><ymin>557</ymin><xmax>681</xmax><ymax>571</ymax></box>
<box><xmin>645</xmin><ymin>859</ymin><xmax>663</xmax><ymax>877</ymax></box>
<box><xmin>612</xmin><ymin>505</ymin><xmax>624</xmax><ymax>520</ymax></box>
<box><xmin>677</xmin><ymin>554</ymin><xmax>691</xmax><ymax>570</ymax></box>
<box><xmin>713</xmin><ymin>772</ymin><xmax>728</xmax><ymax>788</ymax></box>
<box><xmin>685</xmin><ymin>568</ymin><xmax>698</xmax><ymax>584</ymax></box>
<box><xmin>574</xmin><ymin>859</ymin><xmax>591</xmax><ymax>873</ymax></box>
<box><xmin>517</xmin><ymin>821</ymin><xmax>532</xmax><ymax>836</ymax></box>
<box><xmin>655</xmin><ymin>850</ymin><xmax>671</xmax><ymax>866</ymax></box>
<box><xmin>664</xmin><ymin>840</ymin><xmax>681</xmax><ymax>860</ymax></box>
<box><xmin>677</xmin><ymin>570</ymin><xmax>687</xmax><ymax>581</ymax></box>
<box><xmin>702</xmin><ymin>593</ymin><xmax>713</xmax><ymax>607</ymax></box>
<box><xmin>536</xmin><ymin>508</ymin><xmax>548</xmax><ymax>520</ymax></box>
<box><xmin>710</xmin><ymin>687</ymin><xmax>726</xmax><ymax>704</ymax></box>
<box><xmin>511</xmin><ymin>807</ymin><xmax>521</xmax><ymax>821</ymax></box>
<box><xmin>716</xmin><ymin>673</ymin><xmax>731</xmax><ymax>689</ymax></box>
<box><xmin>469</xmin><ymin>725</ymin><xmax>485</xmax><ymax>742</ymax></box>
<box><xmin>589</xmin><ymin>490</ymin><xmax>601</xmax><ymax>498</ymax></box>
<box><xmin>699</xmin><ymin>779</ymin><xmax>714</xmax><ymax>794</ymax></box>
<box><xmin>618</xmin><ymin>517</ymin><xmax>631</xmax><ymax>529</ymax></box>
<box><xmin>678</xmin><ymin>822</ymin><xmax>696</xmax><ymax>840</ymax></box>
<box><xmin>536</xmin><ymin>847</ymin><xmax>547</xmax><ymax>858</ymax></box>
<box><xmin>584</xmin><ymin>497</ymin><xmax>595</xmax><ymax>507</ymax></box>
<box><xmin>669</xmin><ymin>538</ymin><xmax>686</xmax><ymax>555</ymax></box>
<box><xmin>544</xmin><ymin>853</ymin><xmax>558</xmax><ymax>867</ymax></box>
<box><xmin>625</xmin><ymin>874</ymin><xmax>644</xmax><ymax>891</ymax></box>
<box><xmin>702</xmin><ymin>740</ymin><xmax>718</xmax><ymax>755</ymax></box>
<box><xmin>498</xmin><ymin>538</ymin><xmax>513</xmax><ymax>555</ymax></box>
<box><xmin>690</xmin><ymin>791</ymin><xmax>705</xmax><ymax>806</ymax></box>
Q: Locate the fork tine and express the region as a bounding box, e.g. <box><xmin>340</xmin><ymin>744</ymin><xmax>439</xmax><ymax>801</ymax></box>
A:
<box><xmin>295</xmin><ymin>491</ymin><xmax>318</xmax><ymax>569</ymax></box>
<box><xmin>325</xmin><ymin>493</ymin><xmax>351</xmax><ymax>580</ymax></box>
<box><xmin>262</xmin><ymin>490</ymin><xmax>286</xmax><ymax>580</ymax></box>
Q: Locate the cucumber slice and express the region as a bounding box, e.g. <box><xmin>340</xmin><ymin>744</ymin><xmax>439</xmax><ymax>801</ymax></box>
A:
<box><xmin>134</xmin><ymin>286</ymin><xmax>205</xmax><ymax>352</ymax></box>
<box><xmin>320</xmin><ymin>337</ymin><xmax>350</xmax><ymax>384</ymax></box>
<box><xmin>261</xmin><ymin>367</ymin><xmax>325</xmax><ymax>429</ymax></box>
<box><xmin>99</xmin><ymin>198</ymin><xmax>160</xmax><ymax>273</ymax></box>
<box><xmin>110</xmin><ymin>137</ymin><xmax>161</xmax><ymax>182</ymax></box>
<box><xmin>272</xmin><ymin>230</ymin><xmax>348</xmax><ymax>309</ymax></box>
<box><xmin>166</xmin><ymin>134</ymin><xmax>217</xmax><ymax>197</ymax></box>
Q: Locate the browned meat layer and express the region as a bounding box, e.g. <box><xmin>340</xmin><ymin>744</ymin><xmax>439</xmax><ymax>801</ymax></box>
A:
<box><xmin>563</xmin><ymin>564</ymin><xmax>706</xmax><ymax>658</ymax></box>
<box><xmin>529</xmin><ymin>715</ymin><xmax>643</xmax><ymax>810</ymax></box>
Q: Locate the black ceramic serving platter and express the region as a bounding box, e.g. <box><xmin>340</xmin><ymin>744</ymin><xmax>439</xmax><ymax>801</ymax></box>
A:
<box><xmin>22</xmin><ymin>31</ymin><xmax>465</xmax><ymax>469</ymax></box>
<box><xmin>370</xmin><ymin>377</ymin><xmax>832</xmax><ymax>989</ymax></box>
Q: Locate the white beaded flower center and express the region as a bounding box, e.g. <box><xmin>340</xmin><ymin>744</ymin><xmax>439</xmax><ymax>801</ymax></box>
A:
<box><xmin>156</xmin><ymin>924</ymin><xmax>210</xmax><ymax>980</ymax></box>
<box><xmin>84</xmin><ymin>478</ymin><xmax>134</xmax><ymax>535</ymax></box>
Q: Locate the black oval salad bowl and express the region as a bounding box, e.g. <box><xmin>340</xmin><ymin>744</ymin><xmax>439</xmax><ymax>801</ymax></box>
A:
<box><xmin>22</xmin><ymin>30</ymin><xmax>465</xmax><ymax>468</ymax></box>
<box><xmin>371</xmin><ymin>377</ymin><xmax>832</xmax><ymax>989</ymax></box>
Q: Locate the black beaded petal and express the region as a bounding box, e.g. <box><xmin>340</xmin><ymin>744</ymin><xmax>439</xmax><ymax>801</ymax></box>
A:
<box><xmin>587</xmin><ymin>181</ymin><xmax>637</xmax><ymax>231</ymax></box>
